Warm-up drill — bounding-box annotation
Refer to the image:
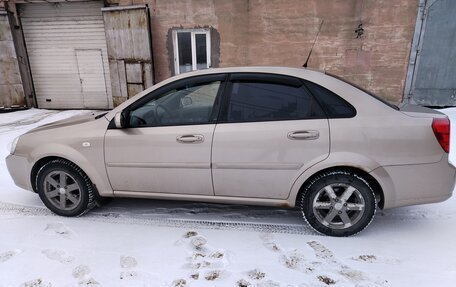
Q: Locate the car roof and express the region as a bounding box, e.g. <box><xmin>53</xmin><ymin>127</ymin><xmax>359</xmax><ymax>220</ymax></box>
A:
<box><xmin>169</xmin><ymin>66</ymin><xmax>326</xmax><ymax>80</ymax></box>
<box><xmin>162</xmin><ymin>66</ymin><xmax>358</xmax><ymax>97</ymax></box>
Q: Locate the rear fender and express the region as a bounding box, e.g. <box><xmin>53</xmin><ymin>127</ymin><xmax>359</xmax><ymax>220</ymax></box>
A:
<box><xmin>287</xmin><ymin>152</ymin><xmax>381</xmax><ymax>206</ymax></box>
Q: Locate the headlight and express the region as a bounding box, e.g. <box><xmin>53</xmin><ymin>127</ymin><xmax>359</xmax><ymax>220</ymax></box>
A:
<box><xmin>10</xmin><ymin>136</ymin><xmax>20</xmax><ymax>155</ymax></box>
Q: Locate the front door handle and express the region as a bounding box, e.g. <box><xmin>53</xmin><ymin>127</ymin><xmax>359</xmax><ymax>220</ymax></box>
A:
<box><xmin>176</xmin><ymin>134</ymin><xmax>204</xmax><ymax>144</ymax></box>
<box><xmin>287</xmin><ymin>130</ymin><xmax>319</xmax><ymax>140</ymax></box>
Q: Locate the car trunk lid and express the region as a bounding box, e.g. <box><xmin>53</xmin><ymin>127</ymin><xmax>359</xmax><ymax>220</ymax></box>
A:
<box><xmin>399</xmin><ymin>103</ymin><xmax>447</xmax><ymax>118</ymax></box>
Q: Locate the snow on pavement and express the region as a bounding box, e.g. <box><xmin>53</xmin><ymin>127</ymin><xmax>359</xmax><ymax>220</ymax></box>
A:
<box><xmin>0</xmin><ymin>108</ymin><xmax>455</xmax><ymax>286</ymax></box>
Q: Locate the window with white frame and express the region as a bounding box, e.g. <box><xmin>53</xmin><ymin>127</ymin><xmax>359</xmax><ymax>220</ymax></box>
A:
<box><xmin>173</xmin><ymin>29</ymin><xmax>211</xmax><ymax>75</ymax></box>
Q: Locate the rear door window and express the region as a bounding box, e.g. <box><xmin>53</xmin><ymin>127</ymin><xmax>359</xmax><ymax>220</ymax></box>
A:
<box><xmin>222</xmin><ymin>74</ymin><xmax>325</xmax><ymax>123</ymax></box>
<box><xmin>303</xmin><ymin>80</ymin><xmax>356</xmax><ymax>118</ymax></box>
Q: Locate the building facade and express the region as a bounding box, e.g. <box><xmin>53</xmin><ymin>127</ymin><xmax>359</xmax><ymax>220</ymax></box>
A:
<box><xmin>0</xmin><ymin>0</ymin><xmax>421</xmax><ymax>110</ymax></box>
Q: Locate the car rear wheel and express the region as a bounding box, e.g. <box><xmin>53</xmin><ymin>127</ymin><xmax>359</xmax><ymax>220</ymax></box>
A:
<box><xmin>36</xmin><ymin>159</ymin><xmax>96</xmax><ymax>216</ymax></box>
<box><xmin>300</xmin><ymin>170</ymin><xmax>376</xmax><ymax>237</ymax></box>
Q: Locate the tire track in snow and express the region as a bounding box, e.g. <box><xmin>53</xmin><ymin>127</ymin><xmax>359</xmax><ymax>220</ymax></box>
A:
<box><xmin>0</xmin><ymin>201</ymin><xmax>315</xmax><ymax>235</ymax></box>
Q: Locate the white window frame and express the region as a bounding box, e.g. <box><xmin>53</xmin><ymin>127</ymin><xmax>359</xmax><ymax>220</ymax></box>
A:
<box><xmin>172</xmin><ymin>29</ymin><xmax>211</xmax><ymax>75</ymax></box>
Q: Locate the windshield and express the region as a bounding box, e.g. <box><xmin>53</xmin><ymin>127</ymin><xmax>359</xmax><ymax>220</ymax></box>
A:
<box><xmin>325</xmin><ymin>72</ymin><xmax>399</xmax><ymax>110</ymax></box>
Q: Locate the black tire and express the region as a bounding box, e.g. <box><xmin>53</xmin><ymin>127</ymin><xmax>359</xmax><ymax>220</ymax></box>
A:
<box><xmin>36</xmin><ymin>159</ymin><xmax>96</xmax><ymax>217</ymax></box>
<box><xmin>299</xmin><ymin>170</ymin><xmax>376</xmax><ymax>237</ymax></box>
<box><xmin>94</xmin><ymin>192</ymin><xmax>113</xmax><ymax>207</ymax></box>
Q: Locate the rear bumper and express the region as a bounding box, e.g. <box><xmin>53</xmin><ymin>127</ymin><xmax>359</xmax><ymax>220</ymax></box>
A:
<box><xmin>5</xmin><ymin>154</ymin><xmax>33</xmax><ymax>191</ymax></box>
<box><xmin>370</xmin><ymin>155</ymin><xmax>455</xmax><ymax>209</ymax></box>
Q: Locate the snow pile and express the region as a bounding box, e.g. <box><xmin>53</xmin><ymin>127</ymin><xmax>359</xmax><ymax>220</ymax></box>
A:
<box><xmin>0</xmin><ymin>108</ymin><xmax>455</xmax><ymax>286</ymax></box>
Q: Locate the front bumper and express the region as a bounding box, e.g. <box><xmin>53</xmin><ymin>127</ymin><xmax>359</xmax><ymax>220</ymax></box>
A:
<box><xmin>5</xmin><ymin>154</ymin><xmax>33</xmax><ymax>191</ymax></box>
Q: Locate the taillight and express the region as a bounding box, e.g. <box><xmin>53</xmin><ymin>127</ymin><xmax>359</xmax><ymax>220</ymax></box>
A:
<box><xmin>432</xmin><ymin>117</ymin><xmax>450</xmax><ymax>153</ymax></box>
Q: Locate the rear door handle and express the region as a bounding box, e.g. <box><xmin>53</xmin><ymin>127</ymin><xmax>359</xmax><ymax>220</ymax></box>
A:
<box><xmin>176</xmin><ymin>134</ymin><xmax>204</xmax><ymax>144</ymax></box>
<box><xmin>287</xmin><ymin>130</ymin><xmax>319</xmax><ymax>140</ymax></box>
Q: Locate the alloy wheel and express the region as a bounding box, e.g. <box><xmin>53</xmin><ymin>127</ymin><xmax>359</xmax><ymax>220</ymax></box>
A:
<box><xmin>43</xmin><ymin>171</ymin><xmax>82</xmax><ymax>211</ymax></box>
<box><xmin>312</xmin><ymin>183</ymin><xmax>366</xmax><ymax>229</ymax></box>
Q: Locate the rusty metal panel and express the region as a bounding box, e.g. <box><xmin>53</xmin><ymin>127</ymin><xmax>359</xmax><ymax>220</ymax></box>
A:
<box><xmin>102</xmin><ymin>5</ymin><xmax>153</xmax><ymax>105</ymax></box>
<box><xmin>108</xmin><ymin>60</ymin><xmax>121</xmax><ymax>99</ymax></box>
<box><xmin>10</xmin><ymin>84</ymin><xmax>25</xmax><ymax>107</ymax></box>
<box><xmin>127</xmin><ymin>84</ymin><xmax>143</xmax><ymax>99</ymax></box>
<box><xmin>102</xmin><ymin>6</ymin><xmax>151</xmax><ymax>61</ymax></box>
<box><xmin>117</xmin><ymin>60</ymin><xmax>128</xmax><ymax>99</ymax></box>
<box><xmin>0</xmin><ymin>12</ymin><xmax>25</xmax><ymax>108</ymax></box>
<box><xmin>406</xmin><ymin>0</ymin><xmax>456</xmax><ymax>106</ymax></box>
<box><xmin>144</xmin><ymin>63</ymin><xmax>153</xmax><ymax>89</ymax></box>
<box><xmin>20</xmin><ymin>1</ymin><xmax>112</xmax><ymax>109</ymax></box>
<box><xmin>0</xmin><ymin>54</ymin><xmax>22</xmax><ymax>84</ymax></box>
<box><xmin>0</xmin><ymin>12</ymin><xmax>12</xmax><ymax>41</ymax></box>
<box><xmin>7</xmin><ymin>9</ymin><xmax>36</xmax><ymax>108</ymax></box>
<box><xmin>125</xmin><ymin>63</ymin><xmax>142</xmax><ymax>84</ymax></box>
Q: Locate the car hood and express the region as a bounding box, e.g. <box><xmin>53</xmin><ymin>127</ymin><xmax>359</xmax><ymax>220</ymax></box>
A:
<box><xmin>25</xmin><ymin>112</ymin><xmax>105</xmax><ymax>134</ymax></box>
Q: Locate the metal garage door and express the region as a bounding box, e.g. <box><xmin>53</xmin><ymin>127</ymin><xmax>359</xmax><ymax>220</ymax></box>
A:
<box><xmin>20</xmin><ymin>1</ymin><xmax>112</xmax><ymax>109</ymax></box>
<box><xmin>404</xmin><ymin>0</ymin><xmax>456</xmax><ymax>107</ymax></box>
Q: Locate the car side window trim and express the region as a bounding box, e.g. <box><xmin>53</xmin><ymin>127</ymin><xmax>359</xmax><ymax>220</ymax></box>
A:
<box><xmin>229</xmin><ymin>73</ymin><xmax>303</xmax><ymax>87</ymax></box>
<box><xmin>217</xmin><ymin>73</ymin><xmax>327</xmax><ymax>124</ymax></box>
<box><xmin>301</xmin><ymin>79</ymin><xmax>357</xmax><ymax>119</ymax></box>
<box><xmin>109</xmin><ymin>74</ymin><xmax>228</xmax><ymax>129</ymax></box>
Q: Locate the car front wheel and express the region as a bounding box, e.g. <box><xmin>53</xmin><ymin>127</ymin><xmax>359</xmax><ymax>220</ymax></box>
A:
<box><xmin>300</xmin><ymin>170</ymin><xmax>376</xmax><ymax>237</ymax></box>
<box><xmin>36</xmin><ymin>159</ymin><xmax>96</xmax><ymax>216</ymax></box>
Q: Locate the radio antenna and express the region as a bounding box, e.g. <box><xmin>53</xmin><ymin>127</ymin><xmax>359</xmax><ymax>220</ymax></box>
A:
<box><xmin>303</xmin><ymin>19</ymin><xmax>324</xmax><ymax>68</ymax></box>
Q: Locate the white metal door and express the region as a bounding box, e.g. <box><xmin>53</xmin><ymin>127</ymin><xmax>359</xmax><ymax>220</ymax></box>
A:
<box><xmin>20</xmin><ymin>1</ymin><xmax>112</xmax><ymax>109</ymax></box>
<box><xmin>75</xmin><ymin>49</ymin><xmax>108</xmax><ymax>109</ymax></box>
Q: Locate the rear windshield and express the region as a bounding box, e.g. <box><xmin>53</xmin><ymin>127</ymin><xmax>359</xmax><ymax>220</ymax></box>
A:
<box><xmin>325</xmin><ymin>72</ymin><xmax>399</xmax><ymax>110</ymax></box>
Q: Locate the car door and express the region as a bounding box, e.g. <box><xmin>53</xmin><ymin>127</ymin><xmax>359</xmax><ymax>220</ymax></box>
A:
<box><xmin>212</xmin><ymin>73</ymin><xmax>330</xmax><ymax>199</ymax></box>
<box><xmin>104</xmin><ymin>74</ymin><xmax>226</xmax><ymax>195</ymax></box>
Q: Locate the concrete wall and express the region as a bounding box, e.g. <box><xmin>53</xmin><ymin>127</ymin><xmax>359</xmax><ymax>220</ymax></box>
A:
<box><xmin>113</xmin><ymin>0</ymin><xmax>418</xmax><ymax>103</ymax></box>
<box><xmin>1</xmin><ymin>0</ymin><xmax>418</xmax><ymax>107</ymax></box>
<box><xmin>0</xmin><ymin>9</ymin><xmax>25</xmax><ymax>108</ymax></box>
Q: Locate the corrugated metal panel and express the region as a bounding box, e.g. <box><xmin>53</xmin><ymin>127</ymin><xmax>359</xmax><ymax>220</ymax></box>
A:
<box><xmin>405</xmin><ymin>0</ymin><xmax>456</xmax><ymax>107</ymax></box>
<box><xmin>20</xmin><ymin>1</ymin><xmax>112</xmax><ymax>109</ymax></box>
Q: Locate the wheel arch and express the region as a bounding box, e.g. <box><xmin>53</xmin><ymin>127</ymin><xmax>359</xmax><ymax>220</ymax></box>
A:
<box><xmin>30</xmin><ymin>155</ymin><xmax>104</xmax><ymax>199</ymax></box>
<box><xmin>27</xmin><ymin>140</ymin><xmax>113</xmax><ymax>197</ymax></box>
<box><xmin>31</xmin><ymin>156</ymin><xmax>51</xmax><ymax>192</ymax></box>
<box><xmin>31</xmin><ymin>156</ymin><xmax>81</xmax><ymax>192</ymax></box>
<box><xmin>294</xmin><ymin>166</ymin><xmax>385</xmax><ymax>209</ymax></box>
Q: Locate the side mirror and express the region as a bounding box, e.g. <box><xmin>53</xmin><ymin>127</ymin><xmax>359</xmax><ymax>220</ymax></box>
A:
<box><xmin>114</xmin><ymin>112</ymin><xmax>126</xmax><ymax>129</ymax></box>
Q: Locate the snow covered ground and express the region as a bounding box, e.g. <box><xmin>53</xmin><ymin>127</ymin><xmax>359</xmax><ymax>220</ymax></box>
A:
<box><xmin>1</xmin><ymin>108</ymin><xmax>456</xmax><ymax>287</ymax></box>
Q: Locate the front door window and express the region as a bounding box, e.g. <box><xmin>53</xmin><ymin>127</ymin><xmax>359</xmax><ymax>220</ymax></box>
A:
<box><xmin>128</xmin><ymin>80</ymin><xmax>221</xmax><ymax>127</ymax></box>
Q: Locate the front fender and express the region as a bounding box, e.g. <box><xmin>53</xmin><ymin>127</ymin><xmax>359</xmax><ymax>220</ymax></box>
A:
<box><xmin>29</xmin><ymin>143</ymin><xmax>113</xmax><ymax>197</ymax></box>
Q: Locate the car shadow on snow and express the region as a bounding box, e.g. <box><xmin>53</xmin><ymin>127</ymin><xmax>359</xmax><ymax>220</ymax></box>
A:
<box><xmin>93</xmin><ymin>197</ymin><xmax>304</xmax><ymax>225</ymax></box>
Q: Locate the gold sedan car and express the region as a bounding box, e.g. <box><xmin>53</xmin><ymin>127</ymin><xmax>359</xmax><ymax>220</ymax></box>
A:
<box><xmin>6</xmin><ymin>67</ymin><xmax>455</xmax><ymax>236</ymax></box>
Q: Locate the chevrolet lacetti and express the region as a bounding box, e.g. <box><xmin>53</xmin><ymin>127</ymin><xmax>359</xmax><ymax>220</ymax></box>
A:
<box><xmin>6</xmin><ymin>67</ymin><xmax>455</xmax><ymax>236</ymax></box>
